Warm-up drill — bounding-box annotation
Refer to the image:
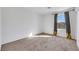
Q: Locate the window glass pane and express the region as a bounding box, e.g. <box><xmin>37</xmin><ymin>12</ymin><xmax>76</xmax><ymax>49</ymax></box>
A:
<box><xmin>57</xmin><ymin>12</ymin><xmax>66</xmax><ymax>29</ymax></box>
<box><xmin>57</xmin><ymin>12</ymin><xmax>66</xmax><ymax>37</ymax></box>
<box><xmin>57</xmin><ymin>13</ymin><xmax>65</xmax><ymax>23</ymax></box>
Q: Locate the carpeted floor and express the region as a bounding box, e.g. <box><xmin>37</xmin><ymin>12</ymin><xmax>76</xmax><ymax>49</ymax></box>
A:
<box><xmin>1</xmin><ymin>36</ymin><xmax>79</xmax><ymax>51</ymax></box>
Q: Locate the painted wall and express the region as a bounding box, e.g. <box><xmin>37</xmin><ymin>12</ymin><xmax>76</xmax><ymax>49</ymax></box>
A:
<box><xmin>76</xmin><ymin>8</ymin><xmax>79</xmax><ymax>48</ymax></box>
<box><xmin>0</xmin><ymin>8</ymin><xmax>2</xmax><ymax>49</ymax></box>
<box><xmin>43</xmin><ymin>14</ymin><xmax>54</xmax><ymax>34</ymax></box>
<box><xmin>37</xmin><ymin>15</ymin><xmax>45</xmax><ymax>33</ymax></box>
<box><xmin>2</xmin><ymin>7</ymin><xmax>41</xmax><ymax>44</ymax></box>
<box><xmin>69</xmin><ymin>11</ymin><xmax>77</xmax><ymax>39</ymax></box>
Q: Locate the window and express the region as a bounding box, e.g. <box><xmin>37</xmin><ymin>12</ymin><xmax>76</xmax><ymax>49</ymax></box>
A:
<box><xmin>57</xmin><ymin>12</ymin><xmax>66</xmax><ymax>37</ymax></box>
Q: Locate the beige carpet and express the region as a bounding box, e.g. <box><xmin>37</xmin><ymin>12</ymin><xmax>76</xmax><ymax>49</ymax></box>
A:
<box><xmin>1</xmin><ymin>36</ymin><xmax>79</xmax><ymax>51</ymax></box>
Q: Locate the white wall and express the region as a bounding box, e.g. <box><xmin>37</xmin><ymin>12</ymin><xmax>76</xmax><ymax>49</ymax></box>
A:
<box><xmin>0</xmin><ymin>8</ymin><xmax>2</xmax><ymax>49</ymax></box>
<box><xmin>43</xmin><ymin>14</ymin><xmax>54</xmax><ymax>34</ymax></box>
<box><xmin>2</xmin><ymin>7</ymin><xmax>41</xmax><ymax>44</ymax></box>
<box><xmin>76</xmin><ymin>8</ymin><xmax>79</xmax><ymax>48</ymax></box>
<box><xmin>69</xmin><ymin>11</ymin><xmax>77</xmax><ymax>39</ymax></box>
<box><xmin>37</xmin><ymin>15</ymin><xmax>45</xmax><ymax>33</ymax></box>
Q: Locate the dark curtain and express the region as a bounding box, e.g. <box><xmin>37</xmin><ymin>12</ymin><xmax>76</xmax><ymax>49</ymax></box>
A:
<box><xmin>64</xmin><ymin>12</ymin><xmax>72</xmax><ymax>39</ymax></box>
<box><xmin>53</xmin><ymin>14</ymin><xmax>57</xmax><ymax>36</ymax></box>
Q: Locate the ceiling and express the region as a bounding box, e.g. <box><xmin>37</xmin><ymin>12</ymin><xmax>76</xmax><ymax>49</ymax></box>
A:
<box><xmin>25</xmin><ymin>7</ymin><xmax>71</xmax><ymax>15</ymax></box>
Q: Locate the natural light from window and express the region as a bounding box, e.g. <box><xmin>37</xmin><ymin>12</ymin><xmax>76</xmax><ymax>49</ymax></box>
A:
<box><xmin>57</xmin><ymin>12</ymin><xmax>66</xmax><ymax>37</ymax></box>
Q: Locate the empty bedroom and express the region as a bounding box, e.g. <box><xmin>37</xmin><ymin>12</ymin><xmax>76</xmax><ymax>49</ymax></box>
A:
<box><xmin>0</xmin><ymin>7</ymin><xmax>79</xmax><ymax>51</ymax></box>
